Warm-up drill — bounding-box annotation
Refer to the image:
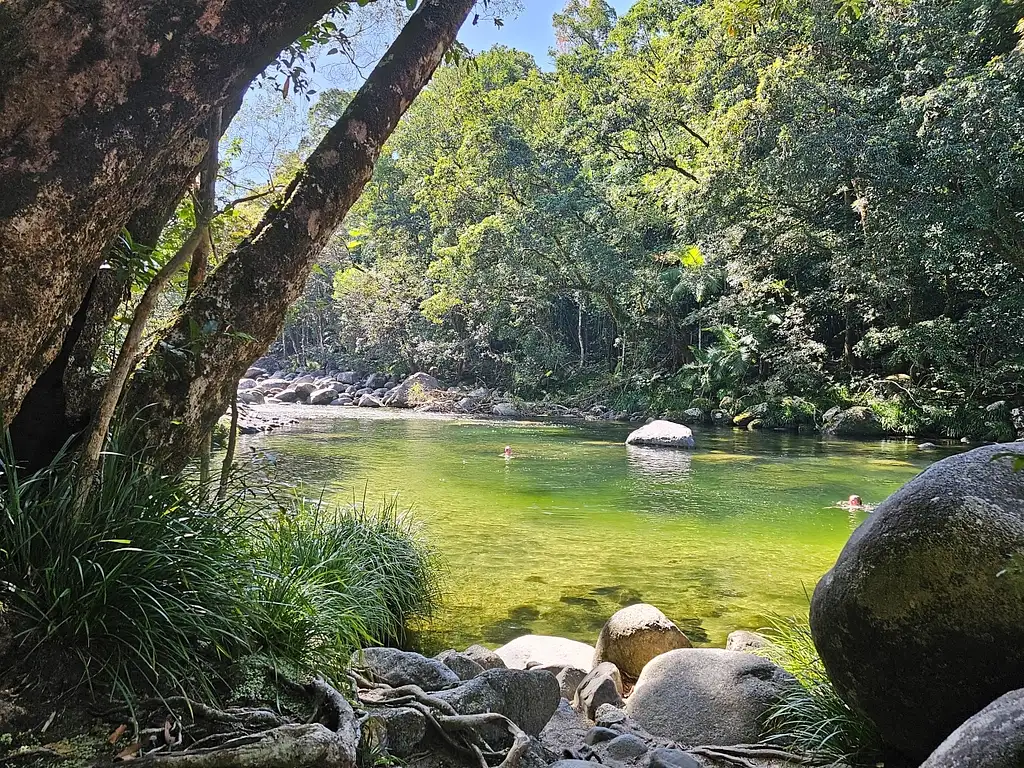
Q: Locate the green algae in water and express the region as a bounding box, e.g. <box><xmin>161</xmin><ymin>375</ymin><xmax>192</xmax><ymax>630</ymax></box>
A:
<box><xmin>241</xmin><ymin>411</ymin><xmax>950</xmax><ymax>652</ymax></box>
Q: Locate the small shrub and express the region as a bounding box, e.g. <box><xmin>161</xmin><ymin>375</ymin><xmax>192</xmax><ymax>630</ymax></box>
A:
<box><xmin>755</xmin><ymin>615</ymin><xmax>883</xmax><ymax>766</ymax></box>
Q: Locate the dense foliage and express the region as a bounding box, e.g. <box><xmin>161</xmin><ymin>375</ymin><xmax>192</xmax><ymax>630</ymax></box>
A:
<box><xmin>0</xmin><ymin>430</ymin><xmax>439</xmax><ymax>699</ymax></box>
<box><xmin>270</xmin><ymin>0</ymin><xmax>1024</xmax><ymax>438</ymax></box>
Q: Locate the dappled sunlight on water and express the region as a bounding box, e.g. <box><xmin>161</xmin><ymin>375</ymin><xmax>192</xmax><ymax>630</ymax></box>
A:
<box><xmin>240</xmin><ymin>410</ymin><xmax>956</xmax><ymax>652</ymax></box>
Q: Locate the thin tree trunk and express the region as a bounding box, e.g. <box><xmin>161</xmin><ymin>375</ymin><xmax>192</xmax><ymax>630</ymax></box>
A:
<box><xmin>127</xmin><ymin>0</ymin><xmax>478</xmax><ymax>471</ymax></box>
<box><xmin>75</xmin><ymin>224</ymin><xmax>208</xmax><ymax>506</ymax></box>
<box><xmin>217</xmin><ymin>398</ymin><xmax>240</xmax><ymax>500</ymax></box>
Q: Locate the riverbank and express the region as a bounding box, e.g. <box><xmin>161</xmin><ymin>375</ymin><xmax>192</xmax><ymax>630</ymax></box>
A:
<box><xmin>234</xmin><ymin>368</ymin><xmax>1021</xmax><ymax>444</ymax></box>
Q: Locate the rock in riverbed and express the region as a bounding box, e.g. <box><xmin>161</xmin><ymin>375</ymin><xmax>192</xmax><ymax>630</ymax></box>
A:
<box><xmin>810</xmin><ymin>443</ymin><xmax>1024</xmax><ymax>760</ymax></box>
<box><xmin>625</xmin><ymin>420</ymin><xmax>695</xmax><ymax>449</ymax></box>
<box><xmin>593</xmin><ymin>603</ymin><xmax>691</xmax><ymax>679</ymax></box>
<box><xmin>495</xmin><ymin>634</ymin><xmax>595</xmax><ymax>672</ymax></box>
<box><xmin>625</xmin><ymin>648</ymin><xmax>797</xmax><ymax>745</ymax></box>
<box><xmin>920</xmin><ymin>688</ymin><xmax>1024</xmax><ymax>768</ymax></box>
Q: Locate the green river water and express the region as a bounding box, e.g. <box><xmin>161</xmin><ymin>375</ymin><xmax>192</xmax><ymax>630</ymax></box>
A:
<box><xmin>242</xmin><ymin>409</ymin><xmax>953</xmax><ymax>653</ymax></box>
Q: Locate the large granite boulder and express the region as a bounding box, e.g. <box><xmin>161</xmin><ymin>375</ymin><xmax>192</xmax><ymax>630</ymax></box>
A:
<box><xmin>822</xmin><ymin>406</ymin><xmax>884</xmax><ymax>437</ymax></box>
<box><xmin>920</xmin><ymin>688</ymin><xmax>1024</xmax><ymax>768</ymax></box>
<box><xmin>244</xmin><ymin>366</ymin><xmax>267</xmax><ymax>379</ymax></box>
<box><xmin>434</xmin><ymin>668</ymin><xmax>560</xmax><ymax>739</ymax></box>
<box><xmin>810</xmin><ymin>443</ymin><xmax>1024</xmax><ymax>761</ymax></box>
<box><xmin>492</xmin><ymin>402</ymin><xmax>520</xmax><ymax>418</ymax></box>
<box><xmin>351</xmin><ymin>647</ymin><xmax>460</xmax><ymax>691</ymax></box>
<box><xmin>495</xmin><ymin>635</ymin><xmax>595</xmax><ymax>672</ymax></box>
<box><xmin>624</xmin><ymin>649</ymin><xmax>797</xmax><ymax>745</ymax></box>
<box><xmin>274</xmin><ymin>389</ymin><xmax>300</xmax><ymax>403</ymax></box>
<box><xmin>593</xmin><ymin>603</ymin><xmax>691</xmax><ymax>679</ymax></box>
<box><xmin>384</xmin><ymin>372</ymin><xmax>441</xmax><ymax>407</ymax></box>
<box><xmin>625</xmin><ymin>420</ymin><xmax>695</xmax><ymax>449</ymax></box>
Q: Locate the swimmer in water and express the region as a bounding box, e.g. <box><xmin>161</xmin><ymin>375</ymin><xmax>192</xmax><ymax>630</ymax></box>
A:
<box><xmin>503</xmin><ymin>446</ymin><xmax>513</xmax><ymax>459</ymax></box>
<box><xmin>835</xmin><ymin>494</ymin><xmax>874</xmax><ymax>512</ymax></box>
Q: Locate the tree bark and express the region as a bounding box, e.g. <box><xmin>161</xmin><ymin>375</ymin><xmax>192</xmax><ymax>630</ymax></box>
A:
<box><xmin>127</xmin><ymin>0</ymin><xmax>477</xmax><ymax>470</ymax></box>
<box><xmin>0</xmin><ymin>0</ymin><xmax>340</xmax><ymax>428</ymax></box>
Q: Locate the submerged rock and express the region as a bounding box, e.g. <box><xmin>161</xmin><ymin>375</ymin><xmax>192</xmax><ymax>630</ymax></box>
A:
<box><xmin>920</xmin><ymin>688</ymin><xmax>1024</xmax><ymax>768</ymax></box>
<box><xmin>593</xmin><ymin>603</ymin><xmax>691</xmax><ymax>679</ymax></box>
<box><xmin>624</xmin><ymin>420</ymin><xmax>695</xmax><ymax>449</ymax></box>
<box><xmin>495</xmin><ymin>635</ymin><xmax>595</xmax><ymax>672</ymax></box>
<box><xmin>810</xmin><ymin>442</ymin><xmax>1024</xmax><ymax>761</ymax></box>
<box><xmin>625</xmin><ymin>649</ymin><xmax>796</xmax><ymax>746</ymax></box>
<box><xmin>725</xmin><ymin>630</ymin><xmax>770</xmax><ymax>654</ymax></box>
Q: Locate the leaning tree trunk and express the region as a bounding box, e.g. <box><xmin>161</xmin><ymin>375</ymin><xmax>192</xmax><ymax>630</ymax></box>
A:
<box><xmin>127</xmin><ymin>0</ymin><xmax>478</xmax><ymax>471</ymax></box>
<box><xmin>0</xmin><ymin>0</ymin><xmax>340</xmax><ymax>429</ymax></box>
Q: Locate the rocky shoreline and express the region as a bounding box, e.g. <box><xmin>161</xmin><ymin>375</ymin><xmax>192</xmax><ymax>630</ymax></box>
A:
<box><xmin>235</xmin><ymin>367</ymin><xmax>1024</xmax><ymax>442</ymax></box>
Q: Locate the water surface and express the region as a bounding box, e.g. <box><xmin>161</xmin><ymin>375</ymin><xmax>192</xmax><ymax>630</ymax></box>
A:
<box><xmin>242</xmin><ymin>409</ymin><xmax>950</xmax><ymax>652</ymax></box>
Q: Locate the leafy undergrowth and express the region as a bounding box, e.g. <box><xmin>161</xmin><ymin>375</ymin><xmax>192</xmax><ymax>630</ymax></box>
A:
<box><xmin>755</xmin><ymin>615</ymin><xmax>886</xmax><ymax>767</ymax></box>
<box><xmin>0</xmin><ymin>429</ymin><xmax>441</xmax><ymax>711</ymax></box>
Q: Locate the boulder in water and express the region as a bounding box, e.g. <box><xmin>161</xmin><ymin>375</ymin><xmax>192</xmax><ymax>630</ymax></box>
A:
<box><xmin>624</xmin><ymin>420</ymin><xmax>695</xmax><ymax>449</ymax></box>
<box><xmin>810</xmin><ymin>443</ymin><xmax>1024</xmax><ymax>761</ymax></box>
<box><xmin>309</xmin><ymin>388</ymin><xmax>336</xmax><ymax>405</ymax></box>
<box><xmin>822</xmin><ymin>406</ymin><xmax>884</xmax><ymax>437</ymax></box>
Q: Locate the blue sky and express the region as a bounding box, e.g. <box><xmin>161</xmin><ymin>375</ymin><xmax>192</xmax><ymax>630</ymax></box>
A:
<box><xmin>457</xmin><ymin>0</ymin><xmax>635</xmax><ymax>68</ymax></box>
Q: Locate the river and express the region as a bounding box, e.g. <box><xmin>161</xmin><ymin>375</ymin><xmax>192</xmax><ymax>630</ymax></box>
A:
<box><xmin>240</xmin><ymin>407</ymin><xmax>952</xmax><ymax>653</ymax></box>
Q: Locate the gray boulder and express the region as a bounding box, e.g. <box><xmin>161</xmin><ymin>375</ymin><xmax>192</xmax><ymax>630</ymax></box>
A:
<box><xmin>244</xmin><ymin>366</ymin><xmax>267</xmax><ymax>379</ymax></box>
<box><xmin>310</xmin><ymin>388</ymin><xmax>336</xmax><ymax>405</ymax></box>
<box><xmin>555</xmin><ymin>666</ymin><xmax>588</xmax><ymax>701</ymax></box>
<box><xmin>649</xmin><ymin>748</ymin><xmax>701</xmax><ymax>768</ymax></box>
<box><xmin>624</xmin><ymin>420</ymin><xmax>695</xmax><ymax>449</ymax></box>
<box><xmin>434</xmin><ymin>668</ymin><xmax>560</xmax><ymax>738</ymax></box>
<box><xmin>237</xmin><ymin>378</ymin><xmax>258</xmax><ymax>390</ymax></box>
<box><xmin>625</xmin><ymin>649</ymin><xmax>797</xmax><ymax>746</ymax></box>
<box><xmin>384</xmin><ymin>372</ymin><xmax>441</xmax><ymax>407</ymax></box>
<box><xmin>822</xmin><ymin>406</ymin><xmax>884</xmax><ymax>437</ymax></box>
<box><xmin>604</xmin><ymin>734</ymin><xmax>648</xmax><ymax>761</ymax></box>
<box><xmin>338</xmin><ymin>371</ymin><xmax>357</xmax><ymax>384</ymax></box>
<box><xmin>809</xmin><ymin>443</ymin><xmax>1024</xmax><ymax>761</ymax></box>
<box><xmin>725</xmin><ymin>630</ymin><xmax>770</xmax><ymax>654</ymax></box>
<box><xmin>464</xmin><ymin>644</ymin><xmax>506</xmax><ymax>670</ymax></box>
<box><xmin>435</xmin><ymin>649</ymin><xmax>485</xmax><ymax>681</ymax></box>
<box><xmin>495</xmin><ymin>635</ymin><xmax>595</xmax><ymax>672</ymax></box>
<box><xmin>357</xmin><ymin>394</ymin><xmax>382</xmax><ymax>408</ymax></box>
<box><xmin>365</xmin><ymin>373</ymin><xmax>387</xmax><ymax>389</ymax></box>
<box><xmin>351</xmin><ymin>647</ymin><xmax>460</xmax><ymax>691</ymax></box>
<box><xmin>274</xmin><ymin>389</ymin><xmax>300</xmax><ymax>403</ymax></box>
<box><xmin>540</xmin><ymin>699</ymin><xmax>593</xmax><ymax>757</ymax></box>
<box><xmin>261</xmin><ymin>378</ymin><xmax>291</xmax><ymax>391</ymax></box>
<box><xmin>371</xmin><ymin>706</ymin><xmax>425</xmax><ymax>757</ymax></box>
<box><xmin>920</xmin><ymin>688</ymin><xmax>1024</xmax><ymax>768</ymax></box>
<box><xmin>294</xmin><ymin>374</ymin><xmax>315</xmax><ymax>384</ymax></box>
<box><xmin>293</xmin><ymin>382</ymin><xmax>317</xmax><ymax>401</ymax></box>
<box><xmin>593</xmin><ymin>603</ymin><xmax>691</xmax><ymax>679</ymax></box>
<box><xmin>492</xmin><ymin>402</ymin><xmax>520</xmax><ymax>418</ymax></box>
<box><xmin>574</xmin><ymin>662</ymin><xmax>624</xmax><ymax>720</ymax></box>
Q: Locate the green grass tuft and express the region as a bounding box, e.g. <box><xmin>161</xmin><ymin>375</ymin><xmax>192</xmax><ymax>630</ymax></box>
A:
<box><xmin>0</xmin><ymin>429</ymin><xmax>442</xmax><ymax>701</ymax></box>
<box><xmin>755</xmin><ymin>615</ymin><xmax>884</xmax><ymax>767</ymax></box>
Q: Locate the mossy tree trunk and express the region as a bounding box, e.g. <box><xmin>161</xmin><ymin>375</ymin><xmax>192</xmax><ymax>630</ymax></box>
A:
<box><xmin>0</xmin><ymin>0</ymin><xmax>339</xmax><ymax>430</ymax></box>
<box><xmin>125</xmin><ymin>0</ymin><xmax>477</xmax><ymax>471</ymax></box>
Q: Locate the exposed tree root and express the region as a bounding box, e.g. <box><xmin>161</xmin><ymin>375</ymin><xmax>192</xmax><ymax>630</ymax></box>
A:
<box><xmin>689</xmin><ymin>744</ymin><xmax>822</xmax><ymax>767</ymax></box>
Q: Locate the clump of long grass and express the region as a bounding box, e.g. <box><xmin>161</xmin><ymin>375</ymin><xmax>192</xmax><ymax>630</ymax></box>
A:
<box><xmin>755</xmin><ymin>615</ymin><xmax>883</xmax><ymax>766</ymax></box>
<box><xmin>245</xmin><ymin>493</ymin><xmax>441</xmax><ymax>679</ymax></box>
<box><xmin>0</xmin><ymin>428</ymin><xmax>442</xmax><ymax>700</ymax></box>
<box><xmin>0</xmin><ymin>430</ymin><xmax>250</xmax><ymax>701</ymax></box>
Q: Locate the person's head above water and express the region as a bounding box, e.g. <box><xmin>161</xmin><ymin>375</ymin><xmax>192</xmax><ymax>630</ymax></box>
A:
<box><xmin>848</xmin><ymin>494</ymin><xmax>863</xmax><ymax>507</ymax></box>
<box><xmin>504</xmin><ymin>446</ymin><xmax>512</xmax><ymax>457</ymax></box>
